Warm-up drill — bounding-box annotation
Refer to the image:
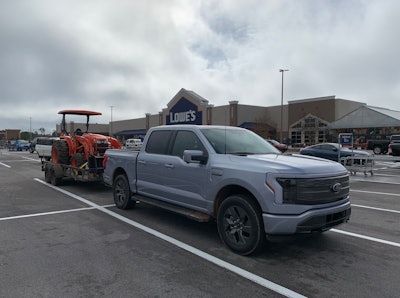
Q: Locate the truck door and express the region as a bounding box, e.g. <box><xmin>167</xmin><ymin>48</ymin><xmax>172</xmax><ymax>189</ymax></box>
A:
<box><xmin>137</xmin><ymin>130</ymin><xmax>209</xmax><ymax>211</ymax></box>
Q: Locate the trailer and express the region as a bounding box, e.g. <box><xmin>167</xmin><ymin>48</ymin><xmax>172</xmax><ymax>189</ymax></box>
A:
<box><xmin>43</xmin><ymin>158</ymin><xmax>105</xmax><ymax>186</ymax></box>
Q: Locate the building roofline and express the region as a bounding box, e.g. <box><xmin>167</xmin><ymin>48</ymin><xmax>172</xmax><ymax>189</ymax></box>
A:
<box><xmin>288</xmin><ymin>95</ymin><xmax>337</xmax><ymax>104</ymax></box>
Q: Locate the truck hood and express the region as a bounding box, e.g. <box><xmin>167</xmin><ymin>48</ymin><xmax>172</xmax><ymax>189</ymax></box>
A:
<box><xmin>228</xmin><ymin>153</ymin><xmax>347</xmax><ymax>176</ymax></box>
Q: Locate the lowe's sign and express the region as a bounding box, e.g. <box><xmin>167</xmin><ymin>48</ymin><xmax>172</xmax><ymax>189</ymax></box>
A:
<box><xmin>166</xmin><ymin>98</ymin><xmax>202</xmax><ymax>125</ymax></box>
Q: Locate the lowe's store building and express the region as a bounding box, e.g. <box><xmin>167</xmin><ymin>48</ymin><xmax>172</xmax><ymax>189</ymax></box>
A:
<box><xmin>109</xmin><ymin>88</ymin><xmax>400</xmax><ymax>146</ymax></box>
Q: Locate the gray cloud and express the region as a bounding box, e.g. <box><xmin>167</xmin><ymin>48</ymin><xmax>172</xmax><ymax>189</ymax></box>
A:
<box><xmin>1</xmin><ymin>0</ymin><xmax>400</xmax><ymax>133</ymax></box>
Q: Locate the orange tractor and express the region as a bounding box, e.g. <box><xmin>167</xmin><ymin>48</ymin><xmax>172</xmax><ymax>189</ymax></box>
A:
<box><xmin>44</xmin><ymin>110</ymin><xmax>121</xmax><ymax>185</ymax></box>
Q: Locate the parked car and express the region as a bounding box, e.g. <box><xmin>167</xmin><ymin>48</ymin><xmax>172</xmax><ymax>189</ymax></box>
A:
<box><xmin>30</xmin><ymin>137</ymin><xmax>45</xmax><ymax>153</ymax></box>
<box><xmin>300</xmin><ymin>143</ymin><xmax>372</xmax><ymax>164</ymax></box>
<box><xmin>265</xmin><ymin>139</ymin><xmax>288</xmax><ymax>152</ymax></box>
<box><xmin>16</xmin><ymin>140</ymin><xmax>30</xmax><ymax>151</ymax></box>
<box><xmin>36</xmin><ymin>137</ymin><xmax>60</xmax><ymax>160</ymax></box>
<box><xmin>388</xmin><ymin>135</ymin><xmax>400</xmax><ymax>156</ymax></box>
<box><xmin>365</xmin><ymin>139</ymin><xmax>390</xmax><ymax>154</ymax></box>
<box><xmin>124</xmin><ymin>138</ymin><xmax>143</xmax><ymax>150</ymax></box>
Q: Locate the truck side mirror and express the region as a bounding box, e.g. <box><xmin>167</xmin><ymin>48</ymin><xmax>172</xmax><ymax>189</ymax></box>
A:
<box><xmin>183</xmin><ymin>150</ymin><xmax>208</xmax><ymax>164</ymax></box>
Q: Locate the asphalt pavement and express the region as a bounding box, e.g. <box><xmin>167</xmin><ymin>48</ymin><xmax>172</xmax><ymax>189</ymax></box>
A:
<box><xmin>0</xmin><ymin>149</ymin><xmax>399</xmax><ymax>297</ymax></box>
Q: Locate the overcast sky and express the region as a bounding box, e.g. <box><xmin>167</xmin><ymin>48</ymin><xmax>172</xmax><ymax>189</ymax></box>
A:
<box><xmin>1</xmin><ymin>0</ymin><xmax>399</xmax><ymax>133</ymax></box>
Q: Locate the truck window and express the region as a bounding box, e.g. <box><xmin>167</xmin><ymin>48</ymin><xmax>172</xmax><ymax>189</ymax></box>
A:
<box><xmin>145</xmin><ymin>130</ymin><xmax>173</xmax><ymax>155</ymax></box>
<box><xmin>171</xmin><ymin>131</ymin><xmax>205</xmax><ymax>158</ymax></box>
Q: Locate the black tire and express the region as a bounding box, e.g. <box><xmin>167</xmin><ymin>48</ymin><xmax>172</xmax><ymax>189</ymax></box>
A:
<box><xmin>52</xmin><ymin>140</ymin><xmax>70</xmax><ymax>165</ymax></box>
<box><xmin>373</xmin><ymin>146</ymin><xmax>381</xmax><ymax>155</ymax></box>
<box><xmin>50</xmin><ymin>167</ymin><xmax>61</xmax><ymax>186</ymax></box>
<box><xmin>44</xmin><ymin>164</ymin><xmax>51</xmax><ymax>183</ymax></box>
<box><xmin>113</xmin><ymin>174</ymin><xmax>135</xmax><ymax>209</ymax></box>
<box><xmin>71</xmin><ymin>153</ymin><xmax>85</xmax><ymax>168</ymax></box>
<box><xmin>217</xmin><ymin>194</ymin><xmax>265</xmax><ymax>255</ymax></box>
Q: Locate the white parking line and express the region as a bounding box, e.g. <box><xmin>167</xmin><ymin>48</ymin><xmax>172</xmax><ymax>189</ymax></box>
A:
<box><xmin>33</xmin><ymin>178</ymin><xmax>306</xmax><ymax>298</ymax></box>
<box><xmin>0</xmin><ymin>204</ymin><xmax>116</xmax><ymax>221</ymax></box>
<box><xmin>331</xmin><ymin>229</ymin><xmax>400</xmax><ymax>248</ymax></box>
<box><xmin>22</xmin><ymin>156</ymin><xmax>41</xmax><ymax>162</ymax></box>
<box><xmin>0</xmin><ymin>162</ymin><xmax>11</xmax><ymax>168</ymax></box>
<box><xmin>351</xmin><ymin>189</ymin><xmax>400</xmax><ymax>197</ymax></box>
<box><xmin>352</xmin><ymin>204</ymin><xmax>400</xmax><ymax>214</ymax></box>
<box><xmin>350</xmin><ymin>178</ymin><xmax>400</xmax><ymax>185</ymax></box>
<box><xmin>0</xmin><ymin>206</ymin><xmax>98</xmax><ymax>221</ymax></box>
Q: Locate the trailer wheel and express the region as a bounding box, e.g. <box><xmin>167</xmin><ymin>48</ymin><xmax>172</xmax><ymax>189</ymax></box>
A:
<box><xmin>217</xmin><ymin>194</ymin><xmax>265</xmax><ymax>255</ymax></box>
<box><xmin>113</xmin><ymin>174</ymin><xmax>135</xmax><ymax>209</ymax></box>
<box><xmin>52</xmin><ymin>140</ymin><xmax>70</xmax><ymax>165</ymax></box>
<box><xmin>49</xmin><ymin>166</ymin><xmax>62</xmax><ymax>186</ymax></box>
<box><xmin>44</xmin><ymin>164</ymin><xmax>51</xmax><ymax>183</ymax></box>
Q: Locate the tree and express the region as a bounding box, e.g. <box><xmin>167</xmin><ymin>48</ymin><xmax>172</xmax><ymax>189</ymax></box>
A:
<box><xmin>20</xmin><ymin>132</ymin><xmax>31</xmax><ymax>140</ymax></box>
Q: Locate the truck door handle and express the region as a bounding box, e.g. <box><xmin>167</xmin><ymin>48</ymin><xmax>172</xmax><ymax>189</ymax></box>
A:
<box><xmin>138</xmin><ymin>160</ymin><xmax>146</xmax><ymax>165</ymax></box>
<box><xmin>164</xmin><ymin>164</ymin><xmax>174</xmax><ymax>169</ymax></box>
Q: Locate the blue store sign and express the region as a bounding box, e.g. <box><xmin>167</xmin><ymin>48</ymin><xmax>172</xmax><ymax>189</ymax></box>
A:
<box><xmin>166</xmin><ymin>97</ymin><xmax>202</xmax><ymax>125</ymax></box>
<box><xmin>339</xmin><ymin>133</ymin><xmax>353</xmax><ymax>147</ymax></box>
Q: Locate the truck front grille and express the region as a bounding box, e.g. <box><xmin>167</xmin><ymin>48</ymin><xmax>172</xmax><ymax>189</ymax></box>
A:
<box><xmin>277</xmin><ymin>174</ymin><xmax>350</xmax><ymax>205</ymax></box>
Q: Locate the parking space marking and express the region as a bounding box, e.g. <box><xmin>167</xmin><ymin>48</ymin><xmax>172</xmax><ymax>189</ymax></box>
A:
<box><xmin>22</xmin><ymin>156</ymin><xmax>41</xmax><ymax>162</ymax></box>
<box><xmin>0</xmin><ymin>162</ymin><xmax>11</xmax><ymax>168</ymax></box>
<box><xmin>350</xmin><ymin>178</ymin><xmax>400</xmax><ymax>185</ymax></box>
<box><xmin>33</xmin><ymin>178</ymin><xmax>306</xmax><ymax>298</ymax></box>
<box><xmin>351</xmin><ymin>189</ymin><xmax>400</xmax><ymax>197</ymax></box>
<box><xmin>0</xmin><ymin>206</ymin><xmax>99</xmax><ymax>221</ymax></box>
<box><xmin>352</xmin><ymin>204</ymin><xmax>400</xmax><ymax>214</ymax></box>
<box><xmin>332</xmin><ymin>229</ymin><xmax>400</xmax><ymax>248</ymax></box>
<box><xmin>0</xmin><ymin>159</ymin><xmax>39</xmax><ymax>163</ymax></box>
<box><xmin>0</xmin><ymin>204</ymin><xmax>116</xmax><ymax>221</ymax></box>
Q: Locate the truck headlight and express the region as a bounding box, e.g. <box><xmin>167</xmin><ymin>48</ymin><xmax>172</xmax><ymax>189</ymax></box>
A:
<box><xmin>277</xmin><ymin>178</ymin><xmax>297</xmax><ymax>204</ymax></box>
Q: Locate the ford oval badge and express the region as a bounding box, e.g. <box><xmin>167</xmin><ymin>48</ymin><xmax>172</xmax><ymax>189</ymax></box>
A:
<box><xmin>330</xmin><ymin>182</ymin><xmax>342</xmax><ymax>193</ymax></box>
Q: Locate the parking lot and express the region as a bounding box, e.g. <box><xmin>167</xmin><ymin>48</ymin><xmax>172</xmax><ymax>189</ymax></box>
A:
<box><xmin>0</xmin><ymin>149</ymin><xmax>399</xmax><ymax>297</ymax></box>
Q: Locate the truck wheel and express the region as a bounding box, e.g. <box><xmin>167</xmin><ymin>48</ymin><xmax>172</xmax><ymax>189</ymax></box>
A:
<box><xmin>113</xmin><ymin>174</ymin><xmax>135</xmax><ymax>209</ymax></box>
<box><xmin>52</xmin><ymin>140</ymin><xmax>70</xmax><ymax>165</ymax></box>
<box><xmin>217</xmin><ymin>194</ymin><xmax>265</xmax><ymax>255</ymax></box>
<box><xmin>373</xmin><ymin>146</ymin><xmax>382</xmax><ymax>155</ymax></box>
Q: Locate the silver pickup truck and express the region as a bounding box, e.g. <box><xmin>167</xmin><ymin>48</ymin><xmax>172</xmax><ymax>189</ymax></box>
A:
<box><xmin>103</xmin><ymin>125</ymin><xmax>351</xmax><ymax>255</ymax></box>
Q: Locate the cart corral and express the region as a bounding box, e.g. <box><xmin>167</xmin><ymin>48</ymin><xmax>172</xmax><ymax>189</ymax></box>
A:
<box><xmin>341</xmin><ymin>156</ymin><xmax>374</xmax><ymax>176</ymax></box>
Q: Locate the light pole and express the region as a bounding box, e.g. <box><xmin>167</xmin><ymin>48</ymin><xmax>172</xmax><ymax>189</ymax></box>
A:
<box><xmin>29</xmin><ymin>117</ymin><xmax>32</xmax><ymax>142</ymax></box>
<box><xmin>109</xmin><ymin>106</ymin><xmax>114</xmax><ymax>137</ymax></box>
<box><xmin>279</xmin><ymin>69</ymin><xmax>289</xmax><ymax>143</ymax></box>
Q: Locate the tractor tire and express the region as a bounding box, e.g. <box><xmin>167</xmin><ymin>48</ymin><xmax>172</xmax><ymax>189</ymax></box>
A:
<box><xmin>52</xmin><ymin>140</ymin><xmax>70</xmax><ymax>165</ymax></box>
<box><xmin>71</xmin><ymin>153</ymin><xmax>85</xmax><ymax>168</ymax></box>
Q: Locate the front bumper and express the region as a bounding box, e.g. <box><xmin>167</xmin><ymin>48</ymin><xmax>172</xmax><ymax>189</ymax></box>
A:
<box><xmin>262</xmin><ymin>201</ymin><xmax>351</xmax><ymax>235</ymax></box>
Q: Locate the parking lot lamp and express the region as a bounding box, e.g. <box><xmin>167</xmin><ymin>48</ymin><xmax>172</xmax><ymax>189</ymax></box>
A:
<box><xmin>110</xmin><ymin>106</ymin><xmax>114</xmax><ymax>137</ymax></box>
<box><xmin>279</xmin><ymin>69</ymin><xmax>289</xmax><ymax>143</ymax></box>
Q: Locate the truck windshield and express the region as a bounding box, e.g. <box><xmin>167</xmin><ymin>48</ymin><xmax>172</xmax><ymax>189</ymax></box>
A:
<box><xmin>201</xmin><ymin>128</ymin><xmax>281</xmax><ymax>155</ymax></box>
